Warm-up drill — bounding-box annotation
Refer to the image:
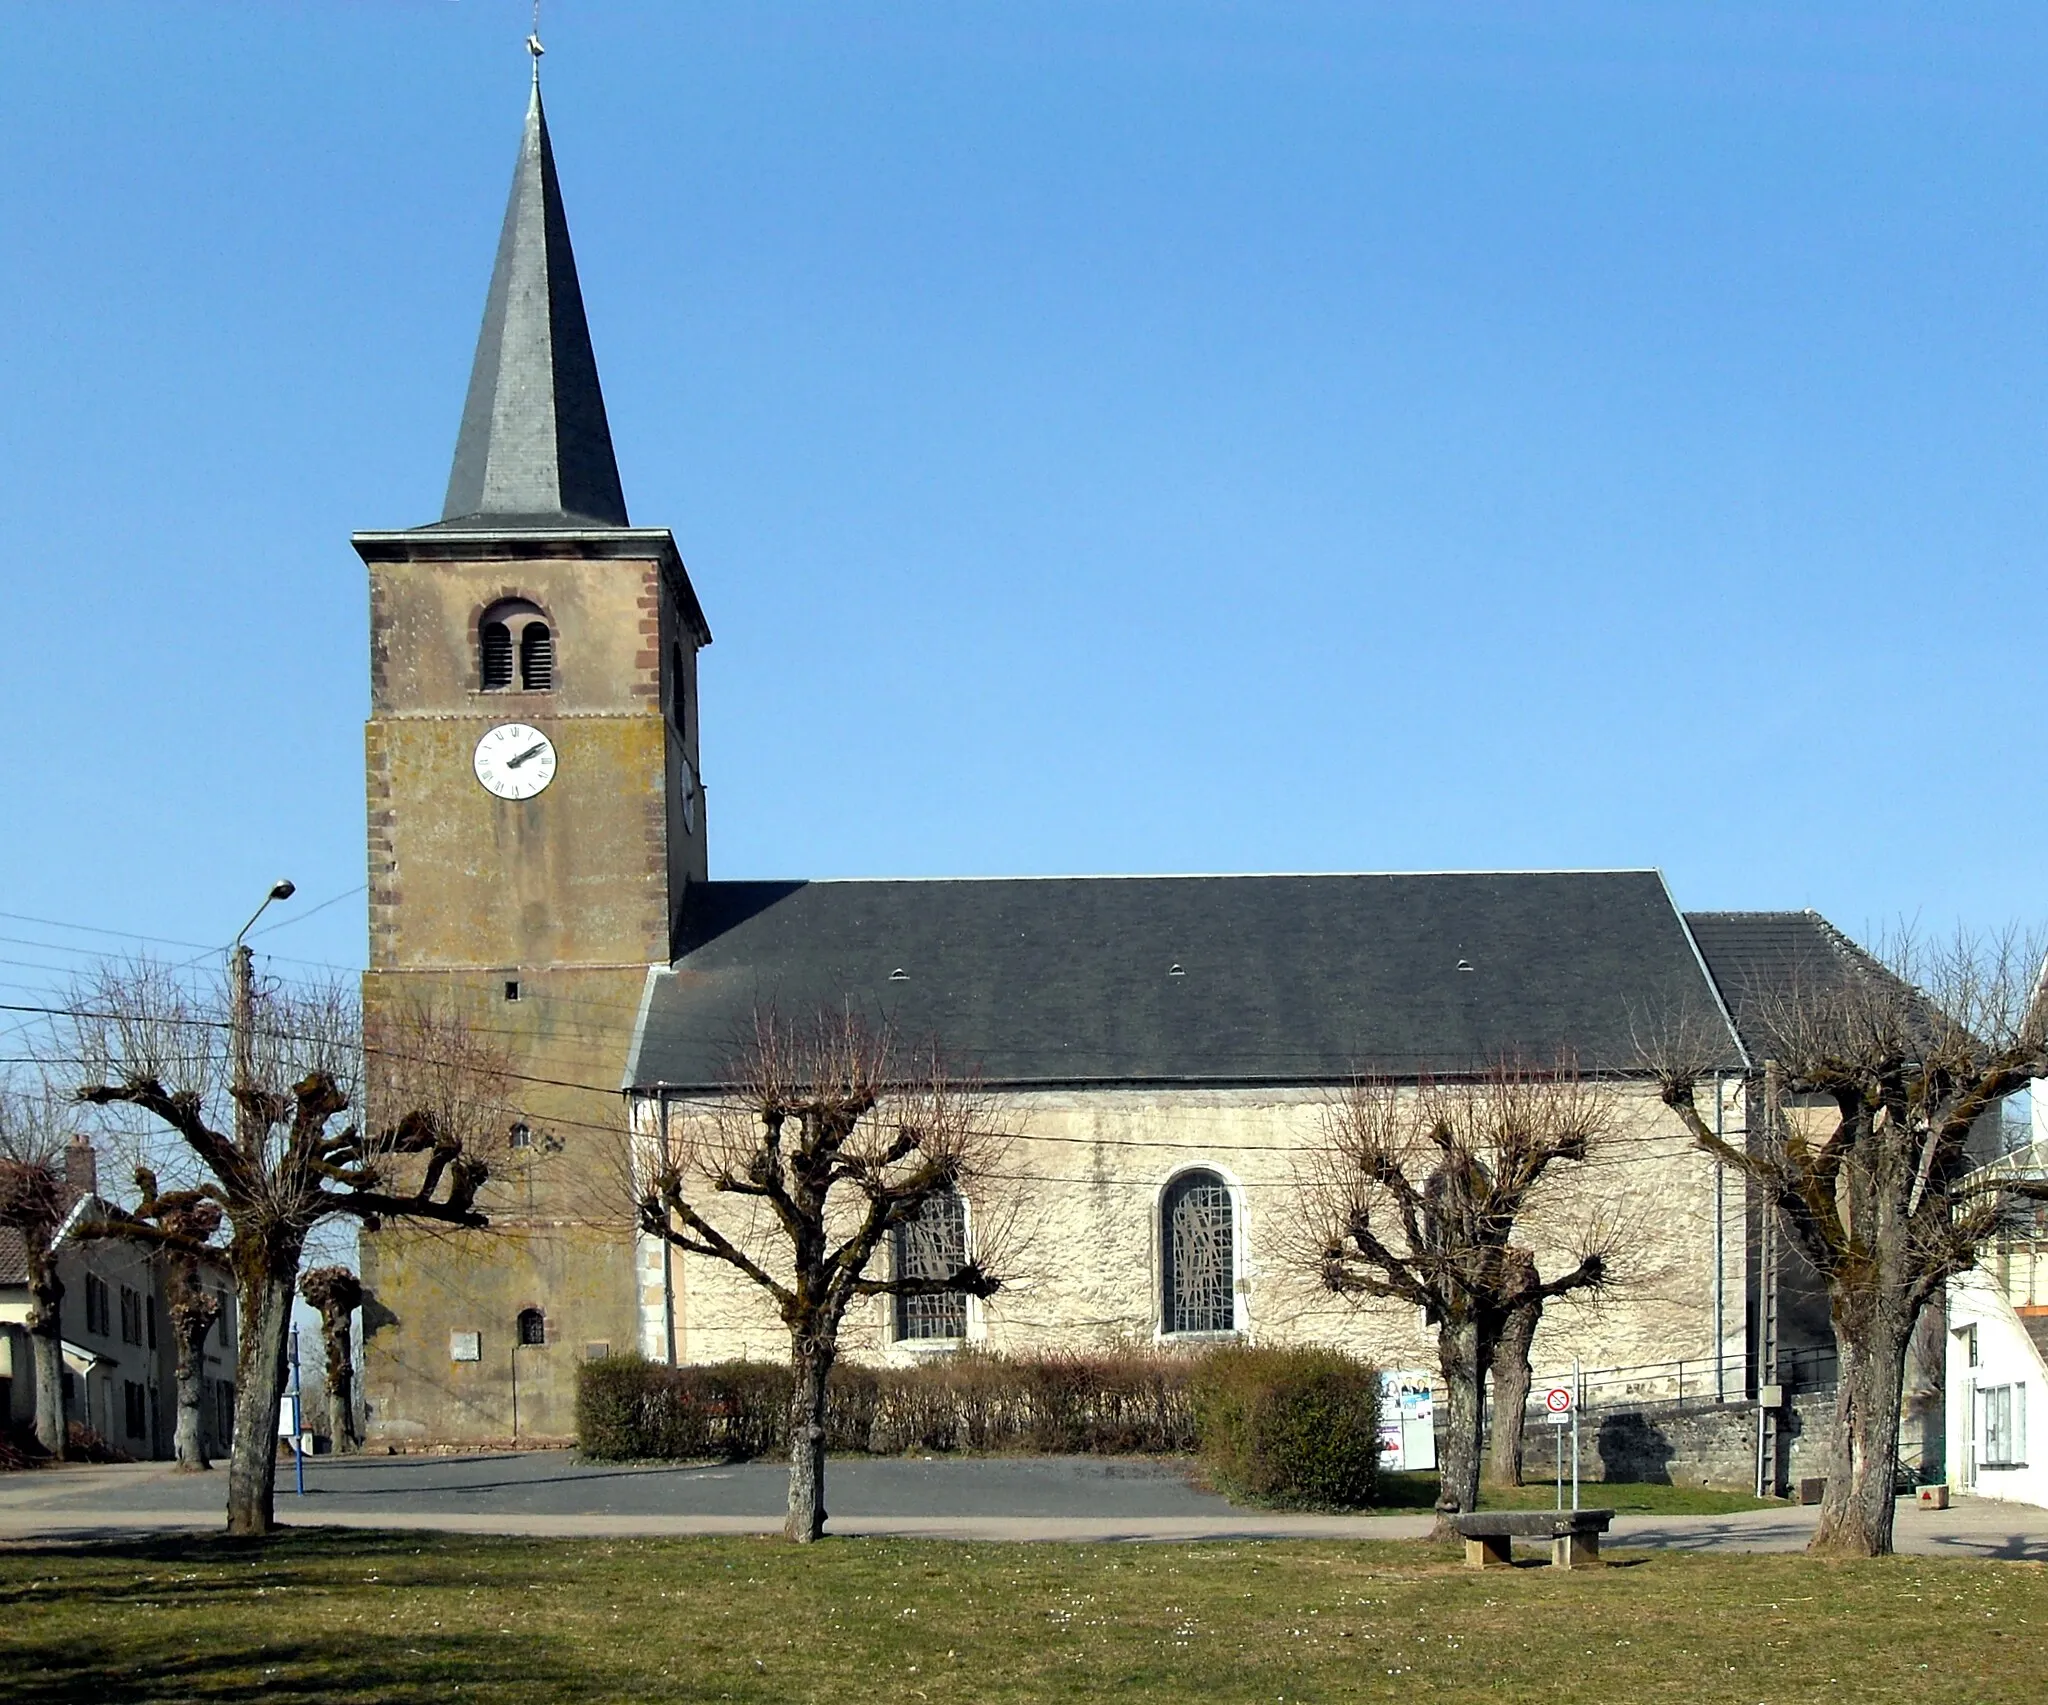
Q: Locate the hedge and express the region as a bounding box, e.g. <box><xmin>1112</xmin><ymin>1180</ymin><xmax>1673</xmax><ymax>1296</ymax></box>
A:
<box><xmin>577</xmin><ymin>1344</ymin><xmax>1386</xmax><ymax>1508</ymax></box>
<box><xmin>577</xmin><ymin>1349</ymin><xmax>1199</xmax><ymax>1462</ymax></box>
<box><xmin>1190</xmin><ymin>1344</ymin><xmax>1382</xmax><ymax>1509</ymax></box>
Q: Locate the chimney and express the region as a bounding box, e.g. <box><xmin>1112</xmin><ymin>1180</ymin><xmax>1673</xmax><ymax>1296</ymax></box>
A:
<box><xmin>64</xmin><ymin>1135</ymin><xmax>97</xmax><ymax>1203</ymax></box>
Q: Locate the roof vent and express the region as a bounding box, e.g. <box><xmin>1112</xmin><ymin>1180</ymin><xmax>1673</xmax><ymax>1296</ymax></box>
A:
<box><xmin>888</xmin><ymin>967</ymin><xmax>909</xmax><ymax>981</ymax></box>
<box><xmin>1456</xmin><ymin>959</ymin><xmax>1475</xmax><ymax>972</ymax></box>
<box><xmin>1168</xmin><ymin>964</ymin><xmax>1186</xmax><ymax>977</ymax></box>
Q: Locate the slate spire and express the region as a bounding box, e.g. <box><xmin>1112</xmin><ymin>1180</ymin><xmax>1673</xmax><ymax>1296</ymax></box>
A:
<box><xmin>440</xmin><ymin>69</ymin><xmax>629</xmax><ymax>528</ymax></box>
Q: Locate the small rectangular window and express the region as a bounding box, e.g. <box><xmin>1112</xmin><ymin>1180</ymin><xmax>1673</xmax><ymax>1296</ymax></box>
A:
<box><xmin>85</xmin><ymin>1274</ymin><xmax>111</xmax><ymax>1338</ymax></box>
<box><xmin>1983</xmin><ymin>1384</ymin><xmax>2027</xmax><ymax>1466</ymax></box>
<box><xmin>120</xmin><ymin>1286</ymin><xmax>143</xmax><ymax>1346</ymax></box>
<box><xmin>504</xmin><ymin>979</ymin><xmax>521</xmax><ymax>1002</ymax></box>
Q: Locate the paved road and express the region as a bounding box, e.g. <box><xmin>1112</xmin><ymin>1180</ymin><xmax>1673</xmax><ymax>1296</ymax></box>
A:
<box><xmin>2</xmin><ymin>1453</ymin><xmax>2044</xmax><ymax>1557</ymax></box>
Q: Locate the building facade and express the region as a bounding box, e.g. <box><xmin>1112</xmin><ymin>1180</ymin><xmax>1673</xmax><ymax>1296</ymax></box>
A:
<box><xmin>0</xmin><ymin>1141</ymin><xmax>236</xmax><ymax>1460</ymax></box>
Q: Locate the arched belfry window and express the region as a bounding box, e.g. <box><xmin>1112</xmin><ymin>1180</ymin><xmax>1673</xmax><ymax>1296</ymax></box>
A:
<box><xmin>516</xmin><ymin>1307</ymin><xmax>546</xmax><ymax>1347</ymax></box>
<box><xmin>894</xmin><ymin>1191</ymin><xmax>969</xmax><ymax>1342</ymax></box>
<box><xmin>480</xmin><ymin>599</ymin><xmax>553</xmax><ymax>692</ymax></box>
<box><xmin>1162</xmin><ymin>1170</ymin><xmax>1237</xmax><ymax>1335</ymax></box>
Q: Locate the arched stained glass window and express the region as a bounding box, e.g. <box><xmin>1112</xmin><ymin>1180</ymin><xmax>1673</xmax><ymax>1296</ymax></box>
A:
<box><xmin>894</xmin><ymin>1191</ymin><xmax>968</xmax><ymax>1342</ymax></box>
<box><xmin>1162</xmin><ymin>1170</ymin><xmax>1236</xmax><ymax>1335</ymax></box>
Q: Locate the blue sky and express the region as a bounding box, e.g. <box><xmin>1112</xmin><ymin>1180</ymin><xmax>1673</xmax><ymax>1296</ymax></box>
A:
<box><xmin>2</xmin><ymin>1</ymin><xmax>2045</xmax><ymax>1004</ymax></box>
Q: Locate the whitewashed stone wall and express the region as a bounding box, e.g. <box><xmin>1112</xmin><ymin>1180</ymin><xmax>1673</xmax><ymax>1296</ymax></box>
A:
<box><xmin>632</xmin><ymin>1077</ymin><xmax>1750</xmax><ymax>1389</ymax></box>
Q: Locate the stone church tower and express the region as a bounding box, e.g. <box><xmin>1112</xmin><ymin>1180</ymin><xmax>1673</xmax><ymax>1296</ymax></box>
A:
<box><xmin>352</xmin><ymin>71</ymin><xmax>710</xmax><ymax>1444</ymax></box>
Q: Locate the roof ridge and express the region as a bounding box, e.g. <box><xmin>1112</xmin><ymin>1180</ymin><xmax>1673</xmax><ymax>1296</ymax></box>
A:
<box><xmin>739</xmin><ymin>868</ymin><xmax>1668</xmax><ymax>886</ymax></box>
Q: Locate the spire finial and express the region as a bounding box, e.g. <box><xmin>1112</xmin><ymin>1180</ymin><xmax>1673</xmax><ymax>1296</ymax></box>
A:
<box><xmin>527</xmin><ymin>0</ymin><xmax>545</xmax><ymax>82</ymax></box>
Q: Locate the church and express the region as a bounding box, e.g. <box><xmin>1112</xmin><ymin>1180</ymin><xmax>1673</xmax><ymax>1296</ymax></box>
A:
<box><xmin>356</xmin><ymin>71</ymin><xmax>1841</xmax><ymax>1449</ymax></box>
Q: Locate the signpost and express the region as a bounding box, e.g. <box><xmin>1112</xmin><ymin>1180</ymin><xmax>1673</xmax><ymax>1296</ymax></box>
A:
<box><xmin>1545</xmin><ymin>1384</ymin><xmax>1573</xmax><ymax>1510</ymax></box>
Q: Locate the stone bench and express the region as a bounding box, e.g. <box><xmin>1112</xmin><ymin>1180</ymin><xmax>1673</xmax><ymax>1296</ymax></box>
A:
<box><xmin>1452</xmin><ymin>1508</ymin><xmax>1615</xmax><ymax>1570</ymax></box>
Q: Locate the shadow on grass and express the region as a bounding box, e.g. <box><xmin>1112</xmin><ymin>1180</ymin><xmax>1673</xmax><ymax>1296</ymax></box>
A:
<box><xmin>6</xmin><ymin>1628</ymin><xmax>602</xmax><ymax>1704</ymax></box>
<box><xmin>0</xmin><ymin>1529</ymin><xmax>542</xmax><ymax>1611</ymax></box>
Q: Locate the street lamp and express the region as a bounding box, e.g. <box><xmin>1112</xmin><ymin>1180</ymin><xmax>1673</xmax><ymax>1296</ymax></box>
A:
<box><xmin>229</xmin><ymin>880</ymin><xmax>295</xmax><ymax>1142</ymax></box>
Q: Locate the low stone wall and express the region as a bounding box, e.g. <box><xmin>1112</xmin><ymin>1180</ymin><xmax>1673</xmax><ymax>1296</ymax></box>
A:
<box><xmin>1510</xmin><ymin>1391</ymin><xmax>1835</xmax><ymax>1491</ymax></box>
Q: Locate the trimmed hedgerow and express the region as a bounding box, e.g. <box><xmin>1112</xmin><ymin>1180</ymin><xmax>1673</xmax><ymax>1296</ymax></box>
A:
<box><xmin>575</xmin><ymin>1348</ymin><xmax>1203</xmax><ymax>1463</ymax></box>
<box><xmin>1190</xmin><ymin>1344</ymin><xmax>1382</xmax><ymax>1509</ymax></box>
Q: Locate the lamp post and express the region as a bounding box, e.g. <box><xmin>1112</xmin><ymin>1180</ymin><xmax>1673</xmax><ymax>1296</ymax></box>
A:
<box><xmin>229</xmin><ymin>881</ymin><xmax>295</xmax><ymax>1151</ymax></box>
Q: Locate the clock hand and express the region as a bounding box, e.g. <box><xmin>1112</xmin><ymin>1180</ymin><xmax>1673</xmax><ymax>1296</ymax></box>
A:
<box><xmin>506</xmin><ymin>742</ymin><xmax>547</xmax><ymax>769</ymax></box>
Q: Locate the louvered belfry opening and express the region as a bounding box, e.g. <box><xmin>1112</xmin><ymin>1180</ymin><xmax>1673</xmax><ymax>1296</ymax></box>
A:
<box><xmin>894</xmin><ymin>1191</ymin><xmax>969</xmax><ymax>1341</ymax></box>
<box><xmin>519</xmin><ymin>622</ymin><xmax>554</xmax><ymax>691</ymax></box>
<box><xmin>1163</xmin><ymin>1170</ymin><xmax>1236</xmax><ymax>1335</ymax></box>
<box><xmin>480</xmin><ymin>621</ymin><xmax>515</xmax><ymax>689</ymax></box>
<box><xmin>480</xmin><ymin>598</ymin><xmax>551</xmax><ymax>691</ymax></box>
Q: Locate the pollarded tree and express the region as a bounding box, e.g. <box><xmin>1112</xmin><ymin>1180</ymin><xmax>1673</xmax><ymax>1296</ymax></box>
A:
<box><xmin>0</xmin><ymin>1084</ymin><xmax>79</xmax><ymax>1455</ymax></box>
<box><xmin>77</xmin><ymin>1169</ymin><xmax>227</xmax><ymax>1471</ymax></box>
<box><xmin>635</xmin><ymin>1009</ymin><xmax>1018</xmax><ymax>1542</ymax></box>
<box><xmin>1297</xmin><ymin>1062</ymin><xmax>1618</xmax><ymax>1532</ymax></box>
<box><xmin>66</xmin><ymin>957</ymin><xmax>511</xmax><ymax>1534</ymax></box>
<box><xmin>1651</xmin><ymin>928</ymin><xmax>2048</xmax><ymax>1558</ymax></box>
<box><xmin>299</xmin><ymin>1265</ymin><xmax>364</xmax><ymax>1454</ymax></box>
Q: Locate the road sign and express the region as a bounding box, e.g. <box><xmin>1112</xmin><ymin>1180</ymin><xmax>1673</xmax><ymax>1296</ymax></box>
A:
<box><xmin>1544</xmin><ymin>1385</ymin><xmax>1573</xmax><ymax>1424</ymax></box>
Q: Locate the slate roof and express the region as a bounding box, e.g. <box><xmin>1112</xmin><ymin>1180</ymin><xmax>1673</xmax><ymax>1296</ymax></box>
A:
<box><xmin>1683</xmin><ymin>910</ymin><xmax>1888</xmax><ymax>1061</ymax></box>
<box><xmin>629</xmin><ymin>870</ymin><xmax>1747</xmax><ymax>1090</ymax></box>
<box><xmin>0</xmin><ymin>1227</ymin><xmax>26</xmax><ymax>1287</ymax></box>
<box><xmin>435</xmin><ymin>74</ymin><xmax>629</xmax><ymax>531</ymax></box>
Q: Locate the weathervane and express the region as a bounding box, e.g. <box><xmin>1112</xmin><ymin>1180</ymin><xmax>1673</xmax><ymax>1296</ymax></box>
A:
<box><xmin>527</xmin><ymin>0</ymin><xmax>545</xmax><ymax>78</ymax></box>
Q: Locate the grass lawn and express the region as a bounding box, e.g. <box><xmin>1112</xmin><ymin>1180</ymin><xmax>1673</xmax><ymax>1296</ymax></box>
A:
<box><xmin>1374</xmin><ymin>1472</ymin><xmax>1779</xmax><ymax>1514</ymax></box>
<box><xmin>3</xmin><ymin>1530</ymin><xmax>2043</xmax><ymax>1703</ymax></box>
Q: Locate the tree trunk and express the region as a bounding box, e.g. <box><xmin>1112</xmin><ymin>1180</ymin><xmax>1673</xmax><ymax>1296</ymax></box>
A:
<box><xmin>784</xmin><ymin>1341</ymin><xmax>834</xmax><ymax>1544</ymax></box>
<box><xmin>321</xmin><ymin>1308</ymin><xmax>358</xmax><ymax>1454</ymax></box>
<box><xmin>226</xmin><ymin>1262</ymin><xmax>297</xmax><ymax>1537</ymax></box>
<box><xmin>1433</xmin><ymin>1316</ymin><xmax>1487</xmax><ymax>1536</ymax></box>
<box><xmin>172</xmin><ymin>1311</ymin><xmax>211</xmax><ymax>1471</ymax></box>
<box><xmin>28</xmin><ymin>1310</ymin><xmax>66</xmax><ymax>1457</ymax></box>
<box><xmin>1485</xmin><ymin>1297</ymin><xmax>1539</xmax><ymax>1488</ymax></box>
<box><xmin>1810</xmin><ymin>1304</ymin><xmax>1914</xmax><ymax>1558</ymax></box>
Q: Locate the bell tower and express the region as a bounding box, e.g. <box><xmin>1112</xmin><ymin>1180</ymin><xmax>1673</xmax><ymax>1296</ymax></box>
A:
<box><xmin>352</xmin><ymin>58</ymin><xmax>709</xmax><ymax>1445</ymax></box>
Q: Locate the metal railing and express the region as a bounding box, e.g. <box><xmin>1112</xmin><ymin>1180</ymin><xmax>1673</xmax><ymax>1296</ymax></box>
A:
<box><xmin>1514</xmin><ymin>1344</ymin><xmax>1839</xmax><ymax>1415</ymax></box>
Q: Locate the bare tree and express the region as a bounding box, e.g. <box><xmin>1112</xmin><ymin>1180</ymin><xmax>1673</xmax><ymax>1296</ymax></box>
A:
<box><xmin>635</xmin><ymin>1009</ymin><xmax>1017</xmax><ymax>1542</ymax></box>
<box><xmin>1652</xmin><ymin>928</ymin><xmax>2048</xmax><ymax>1557</ymax></box>
<box><xmin>1484</xmin><ymin>1247</ymin><xmax>1540</xmax><ymax>1488</ymax></box>
<box><xmin>78</xmin><ymin>1169</ymin><xmax>225</xmax><ymax>1471</ymax></box>
<box><xmin>0</xmin><ymin>1085</ymin><xmax>79</xmax><ymax>1455</ymax></box>
<box><xmin>64</xmin><ymin>957</ymin><xmax>511</xmax><ymax>1535</ymax></box>
<box><xmin>299</xmin><ymin>1265</ymin><xmax>363</xmax><ymax>1454</ymax></box>
<box><xmin>1298</xmin><ymin>1063</ymin><xmax>1617</xmax><ymax>1532</ymax></box>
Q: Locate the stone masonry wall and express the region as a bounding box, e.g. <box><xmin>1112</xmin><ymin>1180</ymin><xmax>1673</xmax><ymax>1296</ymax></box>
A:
<box><xmin>640</xmin><ymin>1078</ymin><xmax>1750</xmax><ymax>1385</ymax></box>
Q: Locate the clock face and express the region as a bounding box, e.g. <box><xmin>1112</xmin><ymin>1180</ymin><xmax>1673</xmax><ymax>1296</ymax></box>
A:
<box><xmin>474</xmin><ymin>724</ymin><xmax>557</xmax><ymax>801</ymax></box>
